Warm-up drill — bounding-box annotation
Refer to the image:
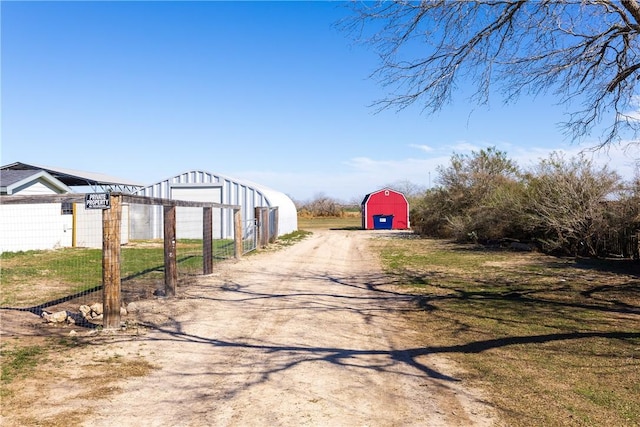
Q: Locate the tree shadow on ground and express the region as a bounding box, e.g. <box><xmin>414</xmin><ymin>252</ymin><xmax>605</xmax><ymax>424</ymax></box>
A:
<box><xmin>573</xmin><ymin>256</ymin><xmax>640</xmax><ymax>277</ymax></box>
<box><xmin>134</xmin><ymin>318</ymin><xmax>639</xmax><ymax>401</ymax></box>
<box><xmin>118</xmin><ymin>264</ymin><xmax>639</xmax><ymax>398</ymax></box>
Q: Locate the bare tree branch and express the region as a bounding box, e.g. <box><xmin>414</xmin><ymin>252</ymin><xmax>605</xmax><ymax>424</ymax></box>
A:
<box><xmin>342</xmin><ymin>0</ymin><xmax>640</xmax><ymax>150</ymax></box>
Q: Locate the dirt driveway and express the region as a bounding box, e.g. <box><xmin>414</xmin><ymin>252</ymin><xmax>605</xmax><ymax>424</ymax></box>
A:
<box><xmin>2</xmin><ymin>229</ymin><xmax>499</xmax><ymax>426</ymax></box>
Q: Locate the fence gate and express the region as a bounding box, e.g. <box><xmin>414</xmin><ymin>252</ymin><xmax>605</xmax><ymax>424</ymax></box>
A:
<box><xmin>242</xmin><ymin>219</ymin><xmax>258</xmax><ymax>254</ymax></box>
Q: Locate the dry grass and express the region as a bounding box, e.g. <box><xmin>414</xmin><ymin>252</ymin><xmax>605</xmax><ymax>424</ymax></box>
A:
<box><xmin>298</xmin><ymin>215</ymin><xmax>362</xmax><ymax>230</ymax></box>
<box><xmin>0</xmin><ymin>335</ymin><xmax>157</xmax><ymax>426</ymax></box>
<box><xmin>371</xmin><ymin>236</ymin><xmax>640</xmax><ymax>426</ymax></box>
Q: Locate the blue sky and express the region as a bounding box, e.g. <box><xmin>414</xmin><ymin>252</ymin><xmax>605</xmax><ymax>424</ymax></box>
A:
<box><xmin>2</xmin><ymin>1</ymin><xmax>638</xmax><ymax>202</ymax></box>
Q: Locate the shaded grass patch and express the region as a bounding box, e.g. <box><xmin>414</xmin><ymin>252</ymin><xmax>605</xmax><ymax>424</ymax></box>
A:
<box><xmin>298</xmin><ymin>215</ymin><xmax>362</xmax><ymax>230</ymax></box>
<box><xmin>0</xmin><ymin>344</ymin><xmax>45</xmax><ymax>386</ymax></box>
<box><xmin>372</xmin><ymin>236</ymin><xmax>640</xmax><ymax>426</ymax></box>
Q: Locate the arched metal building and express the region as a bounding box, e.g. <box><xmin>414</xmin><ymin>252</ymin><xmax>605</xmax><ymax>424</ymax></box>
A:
<box><xmin>130</xmin><ymin>170</ymin><xmax>297</xmax><ymax>240</ymax></box>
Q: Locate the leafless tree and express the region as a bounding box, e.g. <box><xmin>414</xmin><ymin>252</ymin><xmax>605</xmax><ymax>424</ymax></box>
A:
<box><xmin>344</xmin><ymin>0</ymin><xmax>640</xmax><ymax>148</ymax></box>
<box><xmin>412</xmin><ymin>147</ymin><xmax>523</xmax><ymax>240</ymax></box>
<box><xmin>300</xmin><ymin>192</ymin><xmax>344</xmax><ymax>217</ymax></box>
<box><xmin>383</xmin><ymin>179</ymin><xmax>427</xmax><ymax>201</ymax></box>
<box><xmin>524</xmin><ymin>152</ymin><xmax>622</xmax><ymax>255</ymax></box>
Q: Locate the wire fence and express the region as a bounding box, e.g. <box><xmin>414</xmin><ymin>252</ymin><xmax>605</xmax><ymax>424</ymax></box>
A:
<box><xmin>591</xmin><ymin>228</ymin><xmax>640</xmax><ymax>259</ymax></box>
<box><xmin>0</xmin><ymin>192</ymin><xmax>259</xmax><ymax>329</ymax></box>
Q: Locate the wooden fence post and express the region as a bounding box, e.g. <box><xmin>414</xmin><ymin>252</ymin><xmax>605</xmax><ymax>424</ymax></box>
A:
<box><xmin>164</xmin><ymin>204</ymin><xmax>177</xmax><ymax>296</ymax></box>
<box><xmin>203</xmin><ymin>207</ymin><xmax>213</xmax><ymax>274</ymax></box>
<box><xmin>269</xmin><ymin>207</ymin><xmax>279</xmax><ymax>243</ymax></box>
<box><xmin>262</xmin><ymin>208</ymin><xmax>270</xmax><ymax>247</ymax></box>
<box><xmin>234</xmin><ymin>208</ymin><xmax>242</xmax><ymax>259</ymax></box>
<box><xmin>103</xmin><ymin>193</ymin><xmax>122</xmax><ymax>329</ymax></box>
<box><xmin>255</xmin><ymin>207</ymin><xmax>263</xmax><ymax>248</ymax></box>
<box><xmin>255</xmin><ymin>207</ymin><xmax>269</xmax><ymax>248</ymax></box>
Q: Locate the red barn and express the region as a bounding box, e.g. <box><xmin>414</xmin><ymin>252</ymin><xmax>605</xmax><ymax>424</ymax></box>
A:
<box><xmin>361</xmin><ymin>188</ymin><xmax>409</xmax><ymax>230</ymax></box>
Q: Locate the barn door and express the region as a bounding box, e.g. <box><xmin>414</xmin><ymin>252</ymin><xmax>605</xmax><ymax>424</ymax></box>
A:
<box><xmin>170</xmin><ymin>186</ymin><xmax>223</xmax><ymax>239</ymax></box>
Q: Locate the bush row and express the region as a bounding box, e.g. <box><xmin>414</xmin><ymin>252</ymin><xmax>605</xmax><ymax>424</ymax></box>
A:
<box><xmin>411</xmin><ymin>147</ymin><xmax>640</xmax><ymax>258</ymax></box>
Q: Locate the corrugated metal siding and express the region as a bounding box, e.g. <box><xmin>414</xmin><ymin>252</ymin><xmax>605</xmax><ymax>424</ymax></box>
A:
<box><xmin>130</xmin><ymin>170</ymin><xmax>297</xmax><ymax>240</ymax></box>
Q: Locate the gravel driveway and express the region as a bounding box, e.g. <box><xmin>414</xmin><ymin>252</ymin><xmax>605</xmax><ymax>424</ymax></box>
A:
<box><xmin>85</xmin><ymin>229</ymin><xmax>498</xmax><ymax>426</ymax></box>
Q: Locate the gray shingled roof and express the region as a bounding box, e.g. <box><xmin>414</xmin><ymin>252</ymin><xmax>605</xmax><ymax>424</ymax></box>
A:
<box><xmin>0</xmin><ymin>170</ymin><xmax>40</xmax><ymax>188</ymax></box>
<box><xmin>0</xmin><ymin>169</ymin><xmax>73</xmax><ymax>195</ymax></box>
<box><xmin>1</xmin><ymin>162</ymin><xmax>143</xmax><ymax>192</ymax></box>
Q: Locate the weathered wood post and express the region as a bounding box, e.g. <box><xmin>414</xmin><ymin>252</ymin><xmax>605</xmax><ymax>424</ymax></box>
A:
<box><xmin>203</xmin><ymin>207</ymin><xmax>213</xmax><ymax>274</ymax></box>
<box><xmin>254</xmin><ymin>207</ymin><xmax>269</xmax><ymax>248</ymax></box>
<box><xmin>164</xmin><ymin>204</ymin><xmax>177</xmax><ymax>296</ymax></box>
<box><xmin>234</xmin><ymin>208</ymin><xmax>242</xmax><ymax>259</ymax></box>
<box><xmin>254</xmin><ymin>207</ymin><xmax>263</xmax><ymax>248</ymax></box>
<box><xmin>103</xmin><ymin>193</ymin><xmax>122</xmax><ymax>329</ymax></box>
<box><xmin>269</xmin><ymin>207</ymin><xmax>279</xmax><ymax>244</ymax></box>
<box><xmin>261</xmin><ymin>207</ymin><xmax>270</xmax><ymax>248</ymax></box>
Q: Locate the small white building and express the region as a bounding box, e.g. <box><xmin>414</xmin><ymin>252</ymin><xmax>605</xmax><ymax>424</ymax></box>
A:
<box><xmin>0</xmin><ymin>163</ymin><xmax>142</xmax><ymax>253</ymax></box>
<box><xmin>131</xmin><ymin>170</ymin><xmax>298</xmax><ymax>240</ymax></box>
<box><xmin>0</xmin><ymin>169</ymin><xmax>75</xmax><ymax>252</ymax></box>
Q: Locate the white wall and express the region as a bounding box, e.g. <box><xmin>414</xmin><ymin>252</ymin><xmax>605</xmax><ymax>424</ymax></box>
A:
<box><xmin>74</xmin><ymin>203</ymin><xmax>130</xmax><ymax>248</ymax></box>
<box><xmin>74</xmin><ymin>203</ymin><xmax>102</xmax><ymax>248</ymax></box>
<box><xmin>0</xmin><ymin>177</ymin><xmax>71</xmax><ymax>253</ymax></box>
<box><xmin>0</xmin><ymin>204</ymin><xmax>67</xmax><ymax>253</ymax></box>
<box><xmin>0</xmin><ymin>201</ymin><xmax>130</xmax><ymax>253</ymax></box>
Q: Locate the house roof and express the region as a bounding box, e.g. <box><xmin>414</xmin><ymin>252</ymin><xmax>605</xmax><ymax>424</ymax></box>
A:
<box><xmin>1</xmin><ymin>162</ymin><xmax>144</xmax><ymax>193</ymax></box>
<box><xmin>0</xmin><ymin>169</ymin><xmax>73</xmax><ymax>195</ymax></box>
<box><xmin>1</xmin><ymin>170</ymin><xmax>39</xmax><ymax>187</ymax></box>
